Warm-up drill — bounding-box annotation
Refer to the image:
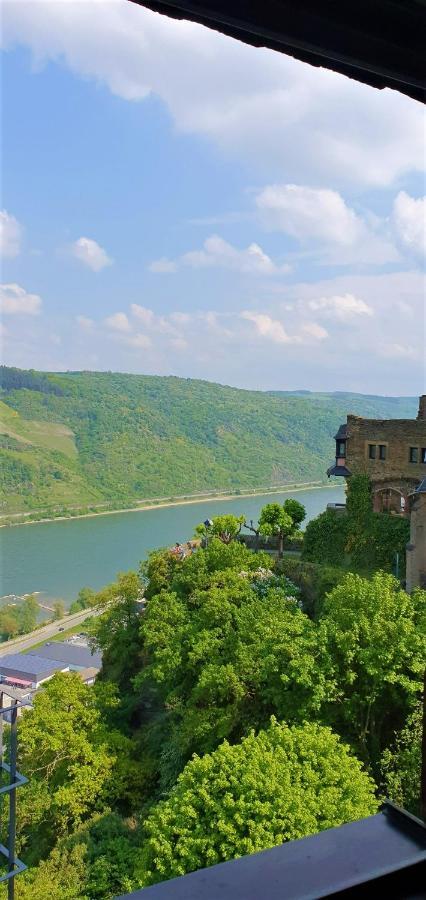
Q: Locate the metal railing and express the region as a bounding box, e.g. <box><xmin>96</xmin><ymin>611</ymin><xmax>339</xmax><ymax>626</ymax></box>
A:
<box><xmin>0</xmin><ymin>690</ymin><xmax>28</xmax><ymax>899</ymax></box>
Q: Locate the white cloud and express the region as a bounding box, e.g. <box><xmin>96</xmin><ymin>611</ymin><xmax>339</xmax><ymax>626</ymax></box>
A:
<box><xmin>393</xmin><ymin>191</ymin><xmax>425</xmax><ymax>257</ymax></box>
<box><xmin>241</xmin><ymin>311</ymin><xmax>292</xmax><ymax>344</ymax></box>
<box><xmin>130</xmin><ymin>304</ymin><xmax>177</xmax><ymax>334</ymax></box>
<box><xmin>0</xmin><ymin>283</ymin><xmax>41</xmax><ymax>315</ymax></box>
<box><xmin>76</xmin><ymin>315</ymin><xmax>94</xmax><ymax>328</ymax></box>
<box><xmin>255</xmin><ymin>184</ymin><xmax>399</xmax><ymax>265</ymax></box>
<box><xmin>71</xmin><ymin>237</ymin><xmax>112</xmax><ymax>271</ymax></box>
<box><xmin>124</xmin><ymin>333</ymin><xmax>152</xmax><ymax>349</ymax></box>
<box><xmin>154</xmin><ymin>235</ymin><xmax>290</xmax><ymax>275</ymax></box>
<box><xmin>130</xmin><ymin>304</ymin><xmax>154</xmax><ymax>327</ymax></box>
<box><xmin>378</xmin><ymin>342</ymin><xmax>418</xmax><ymax>360</ymax></box>
<box><xmin>148</xmin><ymin>257</ymin><xmax>177</xmax><ymax>273</ymax></box>
<box><xmin>104</xmin><ymin>312</ymin><xmax>130</xmax><ymax>331</ymax></box>
<box><xmin>307</xmin><ymin>293</ymin><xmax>373</xmax><ymax>321</ymax></box>
<box><xmin>0</xmin><ymin>210</ymin><xmax>22</xmax><ymax>258</ymax></box>
<box><xmin>241</xmin><ymin>311</ymin><xmax>326</xmax><ymax>345</ymax></box>
<box><xmin>2</xmin><ymin>1</ymin><xmax>423</xmax><ymax>188</ymax></box>
<box><xmin>256</xmin><ymin>185</ymin><xmax>362</xmax><ymax>246</ymax></box>
<box><xmin>301</xmin><ymin>322</ymin><xmax>328</xmax><ymax>340</ymax></box>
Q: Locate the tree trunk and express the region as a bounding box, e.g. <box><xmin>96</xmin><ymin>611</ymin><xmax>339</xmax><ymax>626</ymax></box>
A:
<box><xmin>278</xmin><ymin>532</ymin><xmax>284</xmax><ymax>559</ymax></box>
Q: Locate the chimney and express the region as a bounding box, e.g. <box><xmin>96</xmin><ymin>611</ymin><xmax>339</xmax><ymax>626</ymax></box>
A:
<box><xmin>418</xmin><ymin>395</ymin><xmax>426</xmax><ymax>420</ymax></box>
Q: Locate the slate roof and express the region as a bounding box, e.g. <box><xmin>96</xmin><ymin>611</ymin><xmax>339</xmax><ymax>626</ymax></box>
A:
<box><xmin>327</xmin><ymin>464</ymin><xmax>351</xmax><ymax>478</ymax></box>
<box><xmin>0</xmin><ymin>653</ymin><xmax>65</xmax><ymax>682</ymax></box>
<box><xmin>415</xmin><ymin>478</ymin><xmax>426</xmax><ymax>493</ymax></box>
<box><xmin>334</xmin><ymin>423</ymin><xmax>348</xmax><ymax>441</ymax></box>
<box><xmin>32</xmin><ymin>642</ymin><xmax>102</xmax><ymax>670</ymax></box>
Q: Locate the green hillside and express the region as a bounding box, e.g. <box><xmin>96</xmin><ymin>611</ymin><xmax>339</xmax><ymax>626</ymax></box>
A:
<box><xmin>0</xmin><ymin>366</ymin><xmax>418</xmax><ymax>518</ymax></box>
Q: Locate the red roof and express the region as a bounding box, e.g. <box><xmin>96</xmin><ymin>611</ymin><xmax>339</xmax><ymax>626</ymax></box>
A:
<box><xmin>4</xmin><ymin>676</ymin><xmax>32</xmax><ymax>687</ymax></box>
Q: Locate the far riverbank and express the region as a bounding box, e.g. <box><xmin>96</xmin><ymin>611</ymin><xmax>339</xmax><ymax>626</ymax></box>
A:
<box><xmin>0</xmin><ymin>480</ymin><xmax>328</xmax><ymax>529</ymax></box>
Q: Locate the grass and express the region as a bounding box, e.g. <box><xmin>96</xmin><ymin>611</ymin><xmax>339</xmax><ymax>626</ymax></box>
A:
<box><xmin>0</xmin><ymin>400</ymin><xmax>77</xmax><ymax>458</ymax></box>
<box><xmin>21</xmin><ymin>620</ymin><xmax>91</xmax><ymax>653</ymax></box>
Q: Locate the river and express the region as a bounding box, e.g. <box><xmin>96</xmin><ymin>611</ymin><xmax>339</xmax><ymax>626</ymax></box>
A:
<box><xmin>0</xmin><ymin>485</ymin><xmax>344</xmax><ymax>605</ymax></box>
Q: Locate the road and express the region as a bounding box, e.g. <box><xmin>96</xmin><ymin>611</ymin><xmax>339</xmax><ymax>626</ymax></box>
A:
<box><xmin>0</xmin><ymin>607</ymin><xmax>103</xmax><ymax>657</ymax></box>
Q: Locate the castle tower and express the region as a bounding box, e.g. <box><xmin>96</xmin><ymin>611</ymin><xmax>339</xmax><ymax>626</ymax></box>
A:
<box><xmin>406</xmin><ymin>478</ymin><xmax>426</xmax><ymax>592</ymax></box>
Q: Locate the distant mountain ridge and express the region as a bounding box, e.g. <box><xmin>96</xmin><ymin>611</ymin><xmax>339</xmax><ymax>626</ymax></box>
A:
<box><xmin>0</xmin><ymin>366</ymin><xmax>418</xmax><ymax>517</ymax></box>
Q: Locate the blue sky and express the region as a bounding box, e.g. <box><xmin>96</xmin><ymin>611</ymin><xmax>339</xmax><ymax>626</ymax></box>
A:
<box><xmin>1</xmin><ymin>0</ymin><xmax>425</xmax><ymax>394</ymax></box>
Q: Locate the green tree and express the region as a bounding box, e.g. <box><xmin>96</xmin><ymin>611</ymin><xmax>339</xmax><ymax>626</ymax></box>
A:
<box><xmin>12</xmin><ymin>845</ymin><xmax>87</xmax><ymax>900</ymax></box>
<box><xmin>69</xmin><ymin>587</ymin><xmax>96</xmax><ymax>614</ymax></box>
<box><xmin>302</xmin><ymin>509</ymin><xmax>348</xmax><ymax>567</ymax></box>
<box><xmin>53</xmin><ymin>599</ymin><xmax>66</xmax><ymax>620</ymax></box>
<box><xmin>319</xmin><ymin>573</ymin><xmax>425</xmax><ymax>767</ymax></box>
<box><xmin>17</xmin><ymin>594</ymin><xmax>39</xmax><ymax>633</ymax></box>
<box><xmin>195</xmin><ymin>514</ymin><xmax>245</xmax><ymax>544</ymax></box>
<box><xmin>135</xmin><ymin>542</ymin><xmax>331</xmax><ymax>788</ymax></box>
<box><xmin>380</xmin><ymin>703</ymin><xmax>422</xmax><ymax>816</ymax></box>
<box><xmin>282</xmin><ymin>498</ymin><xmax>306</xmax><ymax>533</ymax></box>
<box><xmin>89</xmin><ymin>572</ymin><xmax>143</xmax><ymax>704</ymax></box>
<box><xmin>258</xmin><ymin>503</ymin><xmax>293</xmax><ymax>557</ymax></box>
<box><xmin>16</xmin><ymin>673</ymin><xmax>136</xmax><ymax>865</ymax></box>
<box><xmin>0</xmin><ymin>606</ymin><xmax>19</xmax><ymax>640</ymax></box>
<box><xmin>137</xmin><ymin>720</ymin><xmax>378</xmax><ymax>886</ymax></box>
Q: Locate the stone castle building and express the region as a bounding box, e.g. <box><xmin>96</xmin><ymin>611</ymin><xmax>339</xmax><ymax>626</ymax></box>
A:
<box><xmin>327</xmin><ymin>395</ymin><xmax>426</xmax><ymax>590</ymax></box>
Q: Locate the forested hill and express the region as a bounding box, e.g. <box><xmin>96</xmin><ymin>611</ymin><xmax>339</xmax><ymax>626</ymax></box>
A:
<box><xmin>0</xmin><ymin>366</ymin><xmax>418</xmax><ymax>517</ymax></box>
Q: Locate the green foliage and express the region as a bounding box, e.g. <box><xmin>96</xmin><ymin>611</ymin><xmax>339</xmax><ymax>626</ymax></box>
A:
<box><xmin>319</xmin><ymin>574</ymin><xmax>425</xmax><ymax>767</ymax></box>
<box><xmin>302</xmin><ymin>509</ymin><xmax>348</xmax><ymax>566</ymax></box>
<box><xmin>0</xmin><ymin>595</ymin><xmax>40</xmax><ymax>642</ymax></box>
<box><xmin>380</xmin><ymin>704</ymin><xmax>422</xmax><ymax>816</ymax></box>
<box><xmin>16</xmin><ymin>673</ymin><xmax>137</xmax><ymax>865</ymax></box>
<box><xmin>12</xmin><ymin>530</ymin><xmax>424</xmax><ymax>896</ymax></box>
<box><xmin>278</xmin><ymin>557</ymin><xmax>347</xmax><ymax>619</ymax></box>
<box><xmin>17</xmin><ymin>594</ymin><xmax>39</xmax><ymax>633</ymax></box>
<box><xmin>0</xmin><ymin>365</ymin><xmax>63</xmax><ymax>395</ymax></box>
<box><xmin>12</xmin><ymin>844</ymin><xmax>87</xmax><ymax>900</ymax></box>
<box><xmin>69</xmin><ymin>586</ymin><xmax>96</xmax><ymax>614</ymax></box>
<box><xmin>133</xmin><ymin>540</ymin><xmax>332</xmax><ymax>789</ymax></box>
<box><xmin>0</xmin><ymin>366</ymin><xmax>417</xmax><ymax>516</ymax></box>
<box><xmin>258</xmin><ymin>503</ymin><xmax>293</xmax><ymax>557</ymax></box>
<box><xmin>53</xmin><ymin>600</ymin><xmax>66</xmax><ymax>620</ymax></box>
<box><xmin>282</xmin><ymin>497</ymin><xmax>306</xmax><ymax>531</ymax></box>
<box><xmin>195</xmin><ymin>514</ymin><xmax>245</xmax><ymax>543</ymax></box>
<box><xmin>303</xmin><ymin>475</ymin><xmax>410</xmax><ymax>574</ymax></box>
<box><xmin>0</xmin><ymin>607</ymin><xmax>20</xmax><ymax>640</ymax></box>
<box><xmin>137</xmin><ymin>720</ymin><xmax>378</xmax><ymax>885</ymax></box>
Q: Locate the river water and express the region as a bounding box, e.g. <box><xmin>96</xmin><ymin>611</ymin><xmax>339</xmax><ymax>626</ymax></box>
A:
<box><xmin>0</xmin><ymin>485</ymin><xmax>344</xmax><ymax>605</ymax></box>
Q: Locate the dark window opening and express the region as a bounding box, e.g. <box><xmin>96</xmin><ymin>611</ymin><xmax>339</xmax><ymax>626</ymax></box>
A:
<box><xmin>379</xmin><ymin>445</ymin><xmax>387</xmax><ymax>460</ymax></box>
<box><xmin>409</xmin><ymin>447</ymin><xmax>418</xmax><ymax>463</ymax></box>
<box><xmin>337</xmin><ymin>440</ymin><xmax>346</xmax><ymax>457</ymax></box>
<box><xmin>368</xmin><ymin>444</ymin><xmax>376</xmax><ymax>460</ymax></box>
<box><xmin>421</xmin><ymin>448</ymin><xmax>426</xmax><ymax>464</ymax></box>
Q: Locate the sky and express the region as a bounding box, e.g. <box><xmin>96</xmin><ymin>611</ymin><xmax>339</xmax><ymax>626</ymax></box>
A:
<box><xmin>0</xmin><ymin>0</ymin><xmax>425</xmax><ymax>394</ymax></box>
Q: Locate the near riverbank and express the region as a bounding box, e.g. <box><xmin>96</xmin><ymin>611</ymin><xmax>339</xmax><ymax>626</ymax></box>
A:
<box><xmin>0</xmin><ymin>481</ymin><xmax>327</xmax><ymax>529</ymax></box>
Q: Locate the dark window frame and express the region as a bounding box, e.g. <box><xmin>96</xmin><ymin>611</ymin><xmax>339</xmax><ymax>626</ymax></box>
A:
<box><xmin>379</xmin><ymin>444</ymin><xmax>387</xmax><ymax>461</ymax></box>
<box><xmin>409</xmin><ymin>447</ymin><xmax>419</xmax><ymax>463</ymax></box>
<box><xmin>368</xmin><ymin>444</ymin><xmax>376</xmax><ymax>460</ymax></box>
<box><xmin>421</xmin><ymin>447</ymin><xmax>426</xmax><ymax>464</ymax></box>
<box><xmin>337</xmin><ymin>440</ymin><xmax>346</xmax><ymax>458</ymax></box>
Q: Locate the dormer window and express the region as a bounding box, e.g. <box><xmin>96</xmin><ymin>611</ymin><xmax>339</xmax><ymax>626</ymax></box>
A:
<box><xmin>336</xmin><ymin>440</ymin><xmax>346</xmax><ymax>458</ymax></box>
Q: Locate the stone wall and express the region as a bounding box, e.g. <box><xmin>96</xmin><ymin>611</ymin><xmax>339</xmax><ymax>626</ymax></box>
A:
<box><xmin>345</xmin><ymin>415</ymin><xmax>426</xmax><ymax>486</ymax></box>
<box><xmin>406</xmin><ymin>491</ymin><xmax>426</xmax><ymax>591</ymax></box>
